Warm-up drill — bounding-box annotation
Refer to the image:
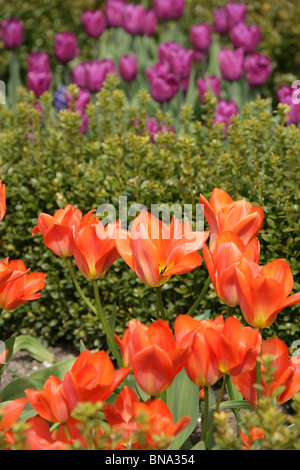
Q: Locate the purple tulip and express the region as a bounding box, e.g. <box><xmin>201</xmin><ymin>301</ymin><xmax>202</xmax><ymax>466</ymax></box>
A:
<box><xmin>143</xmin><ymin>10</ymin><xmax>158</xmax><ymax>36</ymax></box>
<box><xmin>81</xmin><ymin>10</ymin><xmax>106</xmax><ymax>38</ymax></box>
<box><xmin>123</xmin><ymin>4</ymin><xmax>147</xmax><ymax>35</ymax></box>
<box><xmin>146</xmin><ymin>118</ymin><xmax>176</xmax><ymax>142</ymax></box>
<box><xmin>27</xmin><ymin>71</ymin><xmax>52</xmax><ymax>98</ymax></box>
<box><xmin>190</xmin><ymin>24</ymin><xmax>212</xmax><ymax>53</ymax></box>
<box><xmin>71</xmin><ymin>62</ymin><xmax>89</xmax><ymax>89</ymax></box>
<box><xmin>230</xmin><ymin>23</ymin><xmax>262</xmax><ymax>53</ymax></box>
<box><xmin>226</xmin><ymin>2</ymin><xmax>247</xmax><ymax>29</ymax></box>
<box><xmin>119</xmin><ymin>55</ymin><xmax>138</xmax><ymax>82</ymax></box>
<box><xmin>244</xmin><ymin>53</ymin><xmax>273</xmax><ymax>86</ymax></box>
<box><xmin>27</xmin><ymin>51</ymin><xmax>51</xmax><ymax>73</ymax></box>
<box><xmin>213</xmin><ymin>7</ymin><xmax>230</xmax><ymax>35</ymax></box>
<box><xmin>277</xmin><ymin>85</ymin><xmax>300</xmax><ymax>125</ymax></box>
<box><xmin>66</xmin><ymin>89</ymin><xmax>91</xmax><ymax>113</ymax></box>
<box><xmin>153</xmin><ymin>0</ymin><xmax>186</xmax><ymax>21</ymax></box>
<box><xmin>1</xmin><ymin>18</ymin><xmax>23</xmax><ymax>49</ymax></box>
<box><xmin>158</xmin><ymin>42</ymin><xmax>194</xmax><ymax>80</ymax></box>
<box><xmin>197</xmin><ymin>76</ymin><xmax>221</xmax><ymax>103</ymax></box>
<box><xmin>55</xmin><ymin>32</ymin><xmax>80</xmax><ymax>64</ymax></box>
<box><xmin>213</xmin><ymin>99</ymin><xmax>239</xmax><ymax>132</ymax></box>
<box><xmin>105</xmin><ymin>0</ymin><xmax>126</xmax><ymax>28</ymax></box>
<box><xmin>146</xmin><ymin>62</ymin><xmax>179</xmax><ymax>103</ymax></box>
<box><xmin>85</xmin><ymin>59</ymin><xmax>115</xmax><ymax>93</ymax></box>
<box><xmin>219</xmin><ymin>48</ymin><xmax>244</xmax><ymax>82</ymax></box>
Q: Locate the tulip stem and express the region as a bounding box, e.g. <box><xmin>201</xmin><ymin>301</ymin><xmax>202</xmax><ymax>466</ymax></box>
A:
<box><xmin>156</xmin><ymin>286</ymin><xmax>166</xmax><ymax>320</ymax></box>
<box><xmin>92</xmin><ymin>280</ymin><xmax>123</xmax><ymax>368</ymax></box>
<box><xmin>201</xmin><ymin>386</ymin><xmax>210</xmax><ymax>443</ymax></box>
<box><xmin>66</xmin><ymin>258</ymin><xmax>98</xmax><ymax>317</ymax></box>
<box><xmin>204</xmin><ymin>374</ymin><xmax>229</xmax><ymax>448</ymax></box>
<box><xmin>187</xmin><ymin>276</ymin><xmax>211</xmax><ymax>317</ymax></box>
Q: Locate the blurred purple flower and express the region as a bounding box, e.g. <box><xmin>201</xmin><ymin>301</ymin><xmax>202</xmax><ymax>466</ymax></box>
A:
<box><xmin>143</xmin><ymin>10</ymin><xmax>158</xmax><ymax>36</ymax></box>
<box><xmin>119</xmin><ymin>54</ymin><xmax>138</xmax><ymax>82</ymax></box>
<box><xmin>81</xmin><ymin>10</ymin><xmax>106</xmax><ymax>38</ymax></box>
<box><xmin>219</xmin><ymin>48</ymin><xmax>244</xmax><ymax>82</ymax></box>
<box><xmin>123</xmin><ymin>4</ymin><xmax>147</xmax><ymax>35</ymax></box>
<box><xmin>213</xmin><ymin>7</ymin><xmax>230</xmax><ymax>35</ymax></box>
<box><xmin>190</xmin><ymin>24</ymin><xmax>212</xmax><ymax>53</ymax></box>
<box><xmin>197</xmin><ymin>76</ymin><xmax>221</xmax><ymax>103</ymax></box>
<box><xmin>105</xmin><ymin>0</ymin><xmax>126</xmax><ymax>28</ymax></box>
<box><xmin>153</xmin><ymin>0</ymin><xmax>186</xmax><ymax>21</ymax></box>
<box><xmin>133</xmin><ymin>116</ymin><xmax>176</xmax><ymax>142</ymax></box>
<box><xmin>71</xmin><ymin>62</ymin><xmax>89</xmax><ymax>89</ymax></box>
<box><xmin>226</xmin><ymin>2</ymin><xmax>247</xmax><ymax>29</ymax></box>
<box><xmin>85</xmin><ymin>59</ymin><xmax>115</xmax><ymax>93</ymax></box>
<box><xmin>53</xmin><ymin>85</ymin><xmax>67</xmax><ymax>111</ymax></box>
<box><xmin>244</xmin><ymin>53</ymin><xmax>272</xmax><ymax>86</ymax></box>
<box><xmin>146</xmin><ymin>61</ymin><xmax>179</xmax><ymax>103</ymax></box>
<box><xmin>54</xmin><ymin>32</ymin><xmax>80</xmax><ymax>64</ymax></box>
<box><xmin>158</xmin><ymin>42</ymin><xmax>194</xmax><ymax>80</ymax></box>
<box><xmin>213</xmin><ymin>99</ymin><xmax>239</xmax><ymax>132</ymax></box>
<box><xmin>277</xmin><ymin>85</ymin><xmax>300</xmax><ymax>125</ymax></box>
<box><xmin>230</xmin><ymin>23</ymin><xmax>262</xmax><ymax>53</ymax></box>
<box><xmin>27</xmin><ymin>51</ymin><xmax>51</xmax><ymax>73</ymax></box>
<box><xmin>27</xmin><ymin>71</ymin><xmax>52</xmax><ymax>98</ymax></box>
<box><xmin>0</xmin><ymin>18</ymin><xmax>23</xmax><ymax>49</ymax></box>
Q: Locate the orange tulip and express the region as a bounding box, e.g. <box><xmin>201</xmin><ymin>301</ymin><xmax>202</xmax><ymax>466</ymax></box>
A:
<box><xmin>134</xmin><ymin>398</ymin><xmax>190</xmax><ymax>450</ymax></box>
<box><xmin>115</xmin><ymin>319</ymin><xmax>196</xmax><ymax>396</ymax></box>
<box><xmin>25</xmin><ymin>416</ymin><xmax>68</xmax><ymax>450</ymax></box>
<box><xmin>174</xmin><ymin>314</ymin><xmax>224</xmax><ymax>387</ymax></box>
<box><xmin>202</xmin><ymin>231</ymin><xmax>260</xmax><ymax>306</ymax></box>
<box><xmin>0</xmin><ymin>180</ymin><xmax>6</xmax><ymax>221</ymax></box>
<box><xmin>199</xmin><ymin>188</ymin><xmax>263</xmax><ymax>247</ymax></box>
<box><xmin>232</xmin><ymin>337</ymin><xmax>300</xmax><ymax>409</ymax></box>
<box><xmin>25</xmin><ymin>376</ymin><xmax>72</xmax><ymax>423</ymax></box>
<box><xmin>32</xmin><ymin>204</ymin><xmax>83</xmax><ymax>257</ymax></box>
<box><xmin>115</xmin><ymin>211</ymin><xmax>209</xmax><ymax>287</ymax></box>
<box><xmin>235</xmin><ymin>258</ymin><xmax>300</xmax><ymax>329</ymax></box>
<box><xmin>240</xmin><ymin>427</ymin><xmax>264</xmax><ymax>450</ymax></box>
<box><xmin>69</xmin><ymin>213</ymin><xmax>120</xmax><ymax>279</ymax></box>
<box><xmin>0</xmin><ymin>398</ymin><xmax>27</xmax><ymax>449</ymax></box>
<box><xmin>0</xmin><ymin>258</ymin><xmax>46</xmax><ymax>310</ymax></box>
<box><xmin>62</xmin><ymin>349</ymin><xmax>130</xmax><ymax>406</ymax></box>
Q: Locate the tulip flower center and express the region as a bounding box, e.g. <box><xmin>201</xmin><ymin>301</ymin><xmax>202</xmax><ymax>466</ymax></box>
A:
<box><xmin>159</xmin><ymin>265</ymin><xmax>168</xmax><ymax>275</ymax></box>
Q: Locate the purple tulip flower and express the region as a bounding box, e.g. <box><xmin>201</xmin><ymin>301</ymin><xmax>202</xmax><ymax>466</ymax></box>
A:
<box><xmin>81</xmin><ymin>10</ymin><xmax>106</xmax><ymax>38</ymax></box>
<box><xmin>226</xmin><ymin>2</ymin><xmax>247</xmax><ymax>29</ymax></box>
<box><xmin>197</xmin><ymin>76</ymin><xmax>221</xmax><ymax>103</ymax></box>
<box><xmin>105</xmin><ymin>0</ymin><xmax>126</xmax><ymax>28</ymax></box>
<box><xmin>213</xmin><ymin>7</ymin><xmax>230</xmax><ymax>35</ymax></box>
<box><xmin>153</xmin><ymin>0</ymin><xmax>186</xmax><ymax>21</ymax></box>
<box><xmin>85</xmin><ymin>59</ymin><xmax>115</xmax><ymax>93</ymax></box>
<box><xmin>27</xmin><ymin>71</ymin><xmax>52</xmax><ymax>98</ymax></box>
<box><xmin>146</xmin><ymin>62</ymin><xmax>179</xmax><ymax>103</ymax></box>
<box><xmin>1</xmin><ymin>18</ymin><xmax>23</xmax><ymax>49</ymax></box>
<box><xmin>119</xmin><ymin>55</ymin><xmax>138</xmax><ymax>82</ymax></box>
<box><xmin>219</xmin><ymin>48</ymin><xmax>244</xmax><ymax>82</ymax></box>
<box><xmin>213</xmin><ymin>99</ymin><xmax>239</xmax><ymax>132</ymax></box>
<box><xmin>277</xmin><ymin>85</ymin><xmax>300</xmax><ymax>125</ymax></box>
<box><xmin>158</xmin><ymin>42</ymin><xmax>194</xmax><ymax>80</ymax></box>
<box><xmin>244</xmin><ymin>53</ymin><xmax>273</xmax><ymax>86</ymax></box>
<box><xmin>55</xmin><ymin>32</ymin><xmax>80</xmax><ymax>64</ymax></box>
<box><xmin>190</xmin><ymin>24</ymin><xmax>212</xmax><ymax>53</ymax></box>
<box><xmin>27</xmin><ymin>51</ymin><xmax>51</xmax><ymax>73</ymax></box>
<box><xmin>143</xmin><ymin>10</ymin><xmax>158</xmax><ymax>36</ymax></box>
<box><xmin>123</xmin><ymin>4</ymin><xmax>147</xmax><ymax>35</ymax></box>
<box><xmin>230</xmin><ymin>23</ymin><xmax>262</xmax><ymax>53</ymax></box>
<box><xmin>71</xmin><ymin>62</ymin><xmax>89</xmax><ymax>89</ymax></box>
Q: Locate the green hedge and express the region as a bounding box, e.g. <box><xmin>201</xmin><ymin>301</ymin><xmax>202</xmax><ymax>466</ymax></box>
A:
<box><xmin>0</xmin><ymin>79</ymin><xmax>299</xmax><ymax>350</ymax></box>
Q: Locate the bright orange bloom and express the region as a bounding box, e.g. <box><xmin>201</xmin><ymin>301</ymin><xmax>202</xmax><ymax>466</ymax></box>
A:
<box><xmin>115</xmin><ymin>319</ymin><xmax>196</xmax><ymax>396</ymax></box>
<box><xmin>240</xmin><ymin>426</ymin><xmax>264</xmax><ymax>450</ymax></box>
<box><xmin>0</xmin><ymin>180</ymin><xmax>6</xmax><ymax>221</ymax></box>
<box><xmin>203</xmin><ymin>231</ymin><xmax>260</xmax><ymax>306</ymax></box>
<box><xmin>232</xmin><ymin>337</ymin><xmax>300</xmax><ymax>409</ymax></box>
<box><xmin>25</xmin><ymin>416</ymin><xmax>67</xmax><ymax>450</ymax></box>
<box><xmin>0</xmin><ymin>258</ymin><xmax>46</xmax><ymax>310</ymax></box>
<box><xmin>175</xmin><ymin>315</ymin><xmax>224</xmax><ymax>387</ymax></box>
<box><xmin>32</xmin><ymin>204</ymin><xmax>83</xmax><ymax>257</ymax></box>
<box><xmin>134</xmin><ymin>398</ymin><xmax>190</xmax><ymax>450</ymax></box>
<box><xmin>0</xmin><ymin>398</ymin><xmax>27</xmax><ymax>448</ymax></box>
<box><xmin>199</xmin><ymin>188</ymin><xmax>263</xmax><ymax>247</ymax></box>
<box><xmin>25</xmin><ymin>376</ymin><xmax>72</xmax><ymax>423</ymax></box>
<box><xmin>69</xmin><ymin>212</ymin><xmax>120</xmax><ymax>279</ymax></box>
<box><xmin>115</xmin><ymin>211</ymin><xmax>209</xmax><ymax>287</ymax></box>
<box><xmin>235</xmin><ymin>258</ymin><xmax>300</xmax><ymax>329</ymax></box>
<box><xmin>62</xmin><ymin>349</ymin><xmax>130</xmax><ymax>407</ymax></box>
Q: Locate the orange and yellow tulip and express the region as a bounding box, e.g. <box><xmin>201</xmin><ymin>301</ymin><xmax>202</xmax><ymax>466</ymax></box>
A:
<box><xmin>199</xmin><ymin>188</ymin><xmax>263</xmax><ymax>247</ymax></box>
<box><xmin>232</xmin><ymin>337</ymin><xmax>300</xmax><ymax>408</ymax></box>
<box><xmin>115</xmin><ymin>319</ymin><xmax>196</xmax><ymax>396</ymax></box>
<box><xmin>0</xmin><ymin>180</ymin><xmax>6</xmax><ymax>221</ymax></box>
<box><xmin>115</xmin><ymin>211</ymin><xmax>209</xmax><ymax>287</ymax></box>
<box><xmin>235</xmin><ymin>258</ymin><xmax>300</xmax><ymax>329</ymax></box>
<box><xmin>32</xmin><ymin>204</ymin><xmax>83</xmax><ymax>257</ymax></box>
<box><xmin>0</xmin><ymin>258</ymin><xmax>46</xmax><ymax>310</ymax></box>
<box><xmin>202</xmin><ymin>231</ymin><xmax>260</xmax><ymax>306</ymax></box>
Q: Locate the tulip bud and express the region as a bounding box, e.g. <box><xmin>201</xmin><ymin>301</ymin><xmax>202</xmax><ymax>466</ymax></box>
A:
<box><xmin>143</xmin><ymin>9</ymin><xmax>158</xmax><ymax>36</ymax></box>
<box><xmin>226</xmin><ymin>1</ymin><xmax>247</xmax><ymax>28</ymax></box>
<box><xmin>85</xmin><ymin>59</ymin><xmax>115</xmax><ymax>93</ymax></box>
<box><xmin>189</xmin><ymin>24</ymin><xmax>212</xmax><ymax>53</ymax></box>
<box><xmin>213</xmin><ymin>7</ymin><xmax>230</xmax><ymax>35</ymax></box>
<box><xmin>153</xmin><ymin>0</ymin><xmax>186</xmax><ymax>21</ymax></box>
<box><xmin>54</xmin><ymin>32</ymin><xmax>80</xmax><ymax>64</ymax></box>
<box><xmin>27</xmin><ymin>71</ymin><xmax>52</xmax><ymax>98</ymax></box>
<box><xmin>244</xmin><ymin>53</ymin><xmax>273</xmax><ymax>87</ymax></box>
<box><xmin>71</xmin><ymin>62</ymin><xmax>88</xmax><ymax>89</ymax></box>
<box><xmin>219</xmin><ymin>48</ymin><xmax>244</xmax><ymax>82</ymax></box>
<box><xmin>27</xmin><ymin>51</ymin><xmax>51</xmax><ymax>73</ymax></box>
<box><xmin>81</xmin><ymin>10</ymin><xmax>106</xmax><ymax>38</ymax></box>
<box><xmin>123</xmin><ymin>4</ymin><xmax>147</xmax><ymax>36</ymax></box>
<box><xmin>105</xmin><ymin>0</ymin><xmax>126</xmax><ymax>28</ymax></box>
<box><xmin>119</xmin><ymin>55</ymin><xmax>138</xmax><ymax>82</ymax></box>
<box><xmin>0</xmin><ymin>18</ymin><xmax>23</xmax><ymax>49</ymax></box>
<box><xmin>230</xmin><ymin>23</ymin><xmax>262</xmax><ymax>53</ymax></box>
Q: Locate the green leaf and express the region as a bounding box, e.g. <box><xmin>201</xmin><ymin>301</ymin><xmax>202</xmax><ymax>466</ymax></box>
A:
<box><xmin>79</xmin><ymin>340</ymin><xmax>87</xmax><ymax>353</ymax></box>
<box><xmin>216</xmin><ymin>400</ymin><xmax>254</xmax><ymax>411</ymax></box>
<box><xmin>13</xmin><ymin>335</ymin><xmax>56</xmax><ymax>364</ymax></box>
<box><xmin>190</xmin><ymin>441</ymin><xmax>206</xmax><ymax>450</ymax></box>
<box><xmin>166</xmin><ymin>368</ymin><xmax>200</xmax><ymax>451</ymax></box>
<box><xmin>0</xmin><ymin>336</ymin><xmax>15</xmax><ymax>376</ymax></box>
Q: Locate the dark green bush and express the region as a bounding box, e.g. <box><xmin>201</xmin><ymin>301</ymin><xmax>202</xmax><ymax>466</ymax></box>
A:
<box><xmin>0</xmin><ymin>78</ymin><xmax>299</xmax><ymax>351</ymax></box>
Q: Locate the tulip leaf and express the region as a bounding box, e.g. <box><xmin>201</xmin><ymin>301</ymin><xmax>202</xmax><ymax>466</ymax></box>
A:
<box><xmin>0</xmin><ymin>336</ymin><xmax>15</xmax><ymax>376</ymax></box>
<box><xmin>13</xmin><ymin>335</ymin><xmax>56</xmax><ymax>364</ymax></box>
<box><xmin>166</xmin><ymin>368</ymin><xmax>200</xmax><ymax>451</ymax></box>
<box><xmin>216</xmin><ymin>400</ymin><xmax>254</xmax><ymax>411</ymax></box>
